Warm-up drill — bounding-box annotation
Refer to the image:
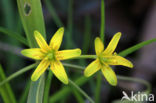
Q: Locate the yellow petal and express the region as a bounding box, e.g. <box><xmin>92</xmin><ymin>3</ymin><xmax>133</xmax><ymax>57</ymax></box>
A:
<box><xmin>56</xmin><ymin>49</ymin><xmax>81</xmax><ymax>60</ymax></box>
<box><xmin>51</xmin><ymin>61</ymin><xmax>68</xmax><ymax>84</ymax></box>
<box><xmin>31</xmin><ymin>59</ymin><xmax>50</xmax><ymax>81</ymax></box>
<box><xmin>49</xmin><ymin>27</ymin><xmax>64</xmax><ymax>50</ymax></box>
<box><xmin>21</xmin><ymin>48</ymin><xmax>44</xmax><ymax>60</ymax></box>
<box><xmin>95</xmin><ymin>37</ymin><xmax>104</xmax><ymax>55</ymax></box>
<box><xmin>101</xmin><ymin>55</ymin><xmax>133</xmax><ymax>68</ymax></box>
<box><xmin>34</xmin><ymin>30</ymin><xmax>50</xmax><ymax>52</ymax></box>
<box><xmin>84</xmin><ymin>59</ymin><xmax>101</xmax><ymax>77</ymax></box>
<box><xmin>103</xmin><ymin>32</ymin><xmax>121</xmax><ymax>54</ymax></box>
<box><xmin>101</xmin><ymin>65</ymin><xmax>117</xmax><ymax>86</ymax></box>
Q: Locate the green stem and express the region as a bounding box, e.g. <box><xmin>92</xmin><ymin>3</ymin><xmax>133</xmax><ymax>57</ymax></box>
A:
<box><xmin>0</xmin><ymin>63</ymin><xmax>37</xmax><ymax>87</ymax></box>
<box><xmin>63</xmin><ymin>62</ymin><xmax>84</xmax><ymax>70</ymax></box>
<box><xmin>66</xmin><ymin>0</ymin><xmax>75</xmax><ymax>48</ymax></box>
<box><xmin>119</xmin><ymin>38</ymin><xmax>156</xmax><ymax>57</ymax></box>
<box><xmin>18</xmin><ymin>80</ymin><xmax>31</xmax><ymax>103</ymax></box>
<box><xmin>0</xmin><ymin>64</ymin><xmax>17</xmax><ymax>103</ymax></box>
<box><xmin>82</xmin><ymin>15</ymin><xmax>92</xmax><ymax>55</ymax></box>
<box><xmin>72</xmin><ymin>89</ymin><xmax>84</xmax><ymax>103</ymax></box>
<box><xmin>73</xmin><ymin>55</ymin><xmax>97</xmax><ymax>59</ymax></box>
<box><xmin>117</xmin><ymin>75</ymin><xmax>151</xmax><ymax>93</ymax></box>
<box><xmin>43</xmin><ymin>70</ymin><xmax>53</xmax><ymax>103</ymax></box>
<box><xmin>96</xmin><ymin>1</ymin><xmax>105</xmax><ymax>102</ymax></box>
<box><xmin>0</xmin><ymin>27</ymin><xmax>28</xmax><ymax>46</ymax></box>
<box><xmin>69</xmin><ymin>79</ymin><xmax>95</xmax><ymax>103</ymax></box>
<box><xmin>45</xmin><ymin>0</ymin><xmax>63</xmax><ymax>27</ymax></box>
<box><xmin>95</xmin><ymin>73</ymin><xmax>102</xmax><ymax>103</ymax></box>
<box><xmin>100</xmin><ymin>0</ymin><xmax>105</xmax><ymax>42</ymax></box>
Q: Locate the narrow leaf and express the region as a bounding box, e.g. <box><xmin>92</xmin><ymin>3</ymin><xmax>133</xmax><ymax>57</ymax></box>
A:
<box><xmin>43</xmin><ymin>71</ymin><xmax>53</xmax><ymax>103</ymax></box>
<box><xmin>27</xmin><ymin>74</ymin><xmax>45</xmax><ymax>103</ymax></box>
<box><xmin>119</xmin><ymin>38</ymin><xmax>156</xmax><ymax>57</ymax></box>
<box><xmin>17</xmin><ymin>0</ymin><xmax>47</xmax><ymax>103</ymax></box>
<box><xmin>49</xmin><ymin>76</ymin><xmax>90</xmax><ymax>103</ymax></box>
<box><xmin>17</xmin><ymin>0</ymin><xmax>46</xmax><ymax>48</ymax></box>
<box><xmin>0</xmin><ymin>27</ymin><xmax>28</xmax><ymax>46</ymax></box>
<box><xmin>0</xmin><ymin>64</ymin><xmax>17</xmax><ymax>103</ymax></box>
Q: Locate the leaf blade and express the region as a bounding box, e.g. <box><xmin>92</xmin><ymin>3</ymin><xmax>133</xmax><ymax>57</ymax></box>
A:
<box><xmin>119</xmin><ymin>38</ymin><xmax>156</xmax><ymax>57</ymax></box>
<box><xmin>0</xmin><ymin>64</ymin><xmax>17</xmax><ymax>103</ymax></box>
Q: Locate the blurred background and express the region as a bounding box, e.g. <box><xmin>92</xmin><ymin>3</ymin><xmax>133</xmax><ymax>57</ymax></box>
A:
<box><xmin>0</xmin><ymin>0</ymin><xmax>156</xmax><ymax>102</ymax></box>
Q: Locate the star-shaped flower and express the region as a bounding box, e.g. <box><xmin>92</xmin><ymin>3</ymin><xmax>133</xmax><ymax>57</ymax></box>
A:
<box><xmin>21</xmin><ymin>27</ymin><xmax>81</xmax><ymax>84</ymax></box>
<box><xmin>84</xmin><ymin>32</ymin><xmax>133</xmax><ymax>86</ymax></box>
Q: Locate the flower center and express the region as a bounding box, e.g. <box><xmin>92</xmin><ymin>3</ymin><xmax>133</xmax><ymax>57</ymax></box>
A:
<box><xmin>99</xmin><ymin>55</ymin><xmax>113</xmax><ymax>65</ymax></box>
<box><xmin>45</xmin><ymin>50</ymin><xmax>55</xmax><ymax>61</ymax></box>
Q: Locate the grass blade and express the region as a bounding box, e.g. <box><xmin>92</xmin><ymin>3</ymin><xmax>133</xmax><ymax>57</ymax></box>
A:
<box><xmin>0</xmin><ymin>64</ymin><xmax>17</xmax><ymax>103</ymax></box>
<box><xmin>49</xmin><ymin>76</ymin><xmax>90</xmax><ymax>103</ymax></box>
<box><xmin>19</xmin><ymin>80</ymin><xmax>31</xmax><ymax>103</ymax></box>
<box><xmin>119</xmin><ymin>38</ymin><xmax>156</xmax><ymax>57</ymax></box>
<box><xmin>45</xmin><ymin>0</ymin><xmax>64</xmax><ymax>27</ymax></box>
<box><xmin>100</xmin><ymin>0</ymin><xmax>105</xmax><ymax>42</ymax></box>
<box><xmin>17</xmin><ymin>0</ymin><xmax>47</xmax><ymax>103</ymax></box>
<box><xmin>0</xmin><ymin>63</ymin><xmax>37</xmax><ymax>87</ymax></box>
<box><xmin>0</xmin><ymin>27</ymin><xmax>28</xmax><ymax>46</ymax></box>
<box><xmin>27</xmin><ymin>74</ymin><xmax>45</xmax><ymax>103</ymax></box>
<box><xmin>43</xmin><ymin>71</ymin><xmax>53</xmax><ymax>103</ymax></box>
<box><xmin>69</xmin><ymin>79</ymin><xmax>95</xmax><ymax>103</ymax></box>
<box><xmin>17</xmin><ymin>0</ymin><xmax>46</xmax><ymax>48</ymax></box>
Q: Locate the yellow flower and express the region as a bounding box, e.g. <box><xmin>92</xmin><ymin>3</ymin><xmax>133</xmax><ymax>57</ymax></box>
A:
<box><xmin>84</xmin><ymin>32</ymin><xmax>133</xmax><ymax>86</ymax></box>
<box><xmin>21</xmin><ymin>27</ymin><xmax>81</xmax><ymax>84</ymax></box>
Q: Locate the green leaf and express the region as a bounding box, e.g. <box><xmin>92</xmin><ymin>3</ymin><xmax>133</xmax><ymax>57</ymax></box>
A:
<box><xmin>69</xmin><ymin>79</ymin><xmax>94</xmax><ymax>103</ymax></box>
<box><xmin>17</xmin><ymin>0</ymin><xmax>46</xmax><ymax>48</ymax></box>
<box><xmin>100</xmin><ymin>0</ymin><xmax>105</xmax><ymax>42</ymax></box>
<box><xmin>27</xmin><ymin>74</ymin><xmax>45</xmax><ymax>103</ymax></box>
<box><xmin>19</xmin><ymin>80</ymin><xmax>31</xmax><ymax>103</ymax></box>
<box><xmin>49</xmin><ymin>76</ymin><xmax>90</xmax><ymax>103</ymax></box>
<box><xmin>44</xmin><ymin>0</ymin><xmax>63</xmax><ymax>27</ymax></box>
<box><xmin>17</xmin><ymin>0</ymin><xmax>47</xmax><ymax>103</ymax></box>
<box><xmin>119</xmin><ymin>38</ymin><xmax>156</xmax><ymax>57</ymax></box>
<box><xmin>43</xmin><ymin>70</ymin><xmax>53</xmax><ymax>103</ymax></box>
<box><xmin>72</xmin><ymin>89</ymin><xmax>84</xmax><ymax>103</ymax></box>
<box><xmin>0</xmin><ymin>64</ymin><xmax>17</xmax><ymax>103</ymax></box>
<box><xmin>1</xmin><ymin>0</ymin><xmax>14</xmax><ymax>29</ymax></box>
<box><xmin>0</xmin><ymin>63</ymin><xmax>36</xmax><ymax>87</ymax></box>
<box><xmin>66</xmin><ymin>0</ymin><xmax>74</xmax><ymax>48</ymax></box>
<box><xmin>0</xmin><ymin>27</ymin><xmax>28</xmax><ymax>46</ymax></box>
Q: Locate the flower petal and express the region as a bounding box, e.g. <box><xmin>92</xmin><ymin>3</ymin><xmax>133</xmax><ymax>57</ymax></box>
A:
<box><xmin>21</xmin><ymin>48</ymin><xmax>44</xmax><ymax>60</ymax></box>
<box><xmin>95</xmin><ymin>37</ymin><xmax>104</xmax><ymax>55</ymax></box>
<box><xmin>103</xmin><ymin>32</ymin><xmax>121</xmax><ymax>54</ymax></box>
<box><xmin>56</xmin><ymin>49</ymin><xmax>81</xmax><ymax>60</ymax></box>
<box><xmin>34</xmin><ymin>30</ymin><xmax>50</xmax><ymax>52</ymax></box>
<box><xmin>51</xmin><ymin>61</ymin><xmax>68</xmax><ymax>84</ymax></box>
<box><xmin>101</xmin><ymin>65</ymin><xmax>117</xmax><ymax>86</ymax></box>
<box><xmin>101</xmin><ymin>55</ymin><xmax>133</xmax><ymax>68</ymax></box>
<box><xmin>84</xmin><ymin>59</ymin><xmax>101</xmax><ymax>77</ymax></box>
<box><xmin>31</xmin><ymin>59</ymin><xmax>50</xmax><ymax>81</ymax></box>
<box><xmin>50</xmin><ymin>27</ymin><xmax>64</xmax><ymax>50</ymax></box>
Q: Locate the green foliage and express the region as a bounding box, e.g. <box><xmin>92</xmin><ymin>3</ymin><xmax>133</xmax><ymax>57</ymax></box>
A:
<box><xmin>27</xmin><ymin>75</ymin><xmax>45</xmax><ymax>103</ymax></box>
<box><xmin>119</xmin><ymin>38</ymin><xmax>156</xmax><ymax>57</ymax></box>
<box><xmin>0</xmin><ymin>64</ymin><xmax>16</xmax><ymax>103</ymax></box>
<box><xmin>43</xmin><ymin>71</ymin><xmax>53</xmax><ymax>103</ymax></box>
<box><xmin>0</xmin><ymin>0</ymin><xmax>155</xmax><ymax>103</ymax></box>
<box><xmin>17</xmin><ymin>0</ymin><xmax>47</xmax><ymax>103</ymax></box>
<box><xmin>0</xmin><ymin>27</ymin><xmax>28</xmax><ymax>46</ymax></box>
<box><xmin>0</xmin><ymin>63</ymin><xmax>36</xmax><ymax>87</ymax></box>
<box><xmin>17</xmin><ymin>0</ymin><xmax>46</xmax><ymax>48</ymax></box>
<box><xmin>45</xmin><ymin>0</ymin><xmax>63</xmax><ymax>27</ymax></box>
